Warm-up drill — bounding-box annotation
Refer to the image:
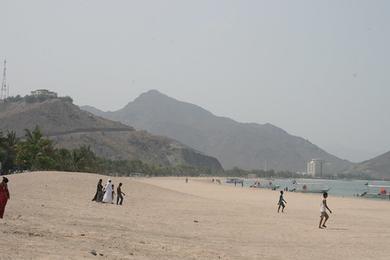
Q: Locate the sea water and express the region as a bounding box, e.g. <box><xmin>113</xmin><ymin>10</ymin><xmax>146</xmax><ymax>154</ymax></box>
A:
<box><xmin>232</xmin><ymin>178</ymin><xmax>390</xmax><ymax>198</ymax></box>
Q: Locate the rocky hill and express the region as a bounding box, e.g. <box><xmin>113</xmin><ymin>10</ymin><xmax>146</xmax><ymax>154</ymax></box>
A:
<box><xmin>345</xmin><ymin>151</ymin><xmax>390</xmax><ymax>180</ymax></box>
<box><xmin>82</xmin><ymin>90</ymin><xmax>352</xmax><ymax>173</ymax></box>
<box><xmin>0</xmin><ymin>98</ymin><xmax>223</xmax><ymax>171</ymax></box>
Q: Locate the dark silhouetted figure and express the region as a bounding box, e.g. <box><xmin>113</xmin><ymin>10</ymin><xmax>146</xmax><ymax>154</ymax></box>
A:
<box><xmin>92</xmin><ymin>179</ymin><xmax>103</xmax><ymax>202</ymax></box>
<box><xmin>277</xmin><ymin>191</ymin><xmax>287</xmax><ymax>213</ymax></box>
<box><xmin>116</xmin><ymin>183</ymin><xmax>125</xmax><ymax>205</ymax></box>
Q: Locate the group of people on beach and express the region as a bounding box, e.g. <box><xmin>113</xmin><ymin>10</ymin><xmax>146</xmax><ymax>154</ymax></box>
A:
<box><xmin>92</xmin><ymin>179</ymin><xmax>125</xmax><ymax>205</ymax></box>
<box><xmin>277</xmin><ymin>190</ymin><xmax>332</xmax><ymax>229</ymax></box>
<box><xmin>1</xmin><ymin>175</ymin><xmax>333</xmax><ymax>230</ymax></box>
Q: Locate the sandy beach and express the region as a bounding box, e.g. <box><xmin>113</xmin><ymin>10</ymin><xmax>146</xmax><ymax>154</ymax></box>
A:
<box><xmin>1</xmin><ymin>171</ymin><xmax>390</xmax><ymax>260</ymax></box>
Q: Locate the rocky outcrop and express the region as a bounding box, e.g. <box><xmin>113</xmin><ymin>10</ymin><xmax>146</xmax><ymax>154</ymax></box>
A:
<box><xmin>0</xmin><ymin>98</ymin><xmax>223</xmax><ymax>171</ymax></box>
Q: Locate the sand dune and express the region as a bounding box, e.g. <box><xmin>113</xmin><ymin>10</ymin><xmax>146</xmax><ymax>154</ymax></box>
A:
<box><xmin>1</xmin><ymin>172</ymin><xmax>390</xmax><ymax>259</ymax></box>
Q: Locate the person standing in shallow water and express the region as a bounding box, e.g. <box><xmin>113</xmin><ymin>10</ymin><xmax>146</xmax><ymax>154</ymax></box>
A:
<box><xmin>0</xmin><ymin>177</ymin><xmax>10</xmax><ymax>219</ymax></box>
<box><xmin>116</xmin><ymin>183</ymin><xmax>125</xmax><ymax>205</ymax></box>
<box><xmin>319</xmin><ymin>192</ymin><xmax>332</xmax><ymax>229</ymax></box>
<box><xmin>92</xmin><ymin>179</ymin><xmax>103</xmax><ymax>202</ymax></box>
<box><xmin>277</xmin><ymin>191</ymin><xmax>287</xmax><ymax>213</ymax></box>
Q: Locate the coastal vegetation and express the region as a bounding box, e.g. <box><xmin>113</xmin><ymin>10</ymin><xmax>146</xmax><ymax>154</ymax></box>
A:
<box><xmin>0</xmin><ymin>126</ymin><xmax>217</xmax><ymax>176</ymax></box>
<box><xmin>0</xmin><ymin>96</ymin><xmax>223</xmax><ymax>171</ymax></box>
<box><xmin>0</xmin><ymin>126</ymin><xmax>377</xmax><ymax>180</ymax></box>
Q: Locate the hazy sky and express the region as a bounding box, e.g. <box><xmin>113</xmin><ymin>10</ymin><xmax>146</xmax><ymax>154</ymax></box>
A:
<box><xmin>1</xmin><ymin>0</ymin><xmax>389</xmax><ymax>162</ymax></box>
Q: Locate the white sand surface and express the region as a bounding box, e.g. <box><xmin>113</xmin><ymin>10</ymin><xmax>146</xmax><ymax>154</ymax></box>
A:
<box><xmin>1</xmin><ymin>172</ymin><xmax>389</xmax><ymax>259</ymax></box>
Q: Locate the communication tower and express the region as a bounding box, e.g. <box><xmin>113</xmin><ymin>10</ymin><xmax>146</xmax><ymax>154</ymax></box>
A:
<box><xmin>1</xmin><ymin>60</ymin><xmax>9</xmax><ymax>100</ymax></box>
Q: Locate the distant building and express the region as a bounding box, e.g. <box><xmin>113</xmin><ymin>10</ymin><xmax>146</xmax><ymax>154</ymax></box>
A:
<box><xmin>307</xmin><ymin>159</ymin><xmax>323</xmax><ymax>177</ymax></box>
<box><xmin>31</xmin><ymin>89</ymin><xmax>58</xmax><ymax>98</ymax></box>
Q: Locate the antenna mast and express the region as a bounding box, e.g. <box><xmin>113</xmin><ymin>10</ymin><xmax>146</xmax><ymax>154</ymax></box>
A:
<box><xmin>0</xmin><ymin>60</ymin><xmax>8</xmax><ymax>101</ymax></box>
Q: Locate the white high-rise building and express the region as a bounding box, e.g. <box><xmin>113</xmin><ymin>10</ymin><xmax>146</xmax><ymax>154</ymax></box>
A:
<box><xmin>307</xmin><ymin>159</ymin><xmax>323</xmax><ymax>177</ymax></box>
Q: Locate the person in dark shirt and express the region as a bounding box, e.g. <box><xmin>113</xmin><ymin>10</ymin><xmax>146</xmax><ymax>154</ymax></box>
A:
<box><xmin>116</xmin><ymin>183</ymin><xmax>125</xmax><ymax>205</ymax></box>
<box><xmin>92</xmin><ymin>179</ymin><xmax>103</xmax><ymax>202</ymax></box>
<box><xmin>277</xmin><ymin>191</ymin><xmax>287</xmax><ymax>213</ymax></box>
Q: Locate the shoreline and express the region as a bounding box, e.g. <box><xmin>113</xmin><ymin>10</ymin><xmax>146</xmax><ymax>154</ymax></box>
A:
<box><xmin>3</xmin><ymin>171</ymin><xmax>389</xmax><ymax>200</ymax></box>
<box><xmin>139</xmin><ymin>176</ymin><xmax>390</xmax><ymax>203</ymax></box>
<box><xmin>139</xmin><ymin>176</ymin><xmax>390</xmax><ymax>201</ymax></box>
<box><xmin>1</xmin><ymin>172</ymin><xmax>390</xmax><ymax>259</ymax></box>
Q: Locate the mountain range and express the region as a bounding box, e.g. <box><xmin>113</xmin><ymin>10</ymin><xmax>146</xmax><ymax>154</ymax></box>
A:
<box><xmin>82</xmin><ymin>90</ymin><xmax>353</xmax><ymax>174</ymax></box>
<box><xmin>2</xmin><ymin>90</ymin><xmax>387</xmax><ymax>179</ymax></box>
<box><xmin>348</xmin><ymin>151</ymin><xmax>390</xmax><ymax>179</ymax></box>
<box><xmin>0</xmin><ymin>98</ymin><xmax>223</xmax><ymax>171</ymax></box>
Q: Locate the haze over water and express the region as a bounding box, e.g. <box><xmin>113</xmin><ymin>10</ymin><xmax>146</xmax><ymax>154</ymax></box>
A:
<box><xmin>239</xmin><ymin>178</ymin><xmax>390</xmax><ymax>198</ymax></box>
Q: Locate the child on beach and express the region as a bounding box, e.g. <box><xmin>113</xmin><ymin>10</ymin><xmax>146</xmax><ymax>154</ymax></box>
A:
<box><xmin>277</xmin><ymin>191</ymin><xmax>287</xmax><ymax>213</ymax></box>
<box><xmin>319</xmin><ymin>192</ymin><xmax>332</xmax><ymax>229</ymax></box>
<box><xmin>111</xmin><ymin>184</ymin><xmax>115</xmax><ymax>204</ymax></box>
<box><xmin>116</xmin><ymin>183</ymin><xmax>125</xmax><ymax>205</ymax></box>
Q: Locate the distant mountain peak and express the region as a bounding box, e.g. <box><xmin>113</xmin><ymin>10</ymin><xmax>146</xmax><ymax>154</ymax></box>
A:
<box><xmin>83</xmin><ymin>91</ymin><xmax>352</xmax><ymax>173</ymax></box>
<box><xmin>144</xmin><ymin>89</ymin><xmax>164</xmax><ymax>95</ymax></box>
<box><xmin>135</xmin><ymin>89</ymin><xmax>171</xmax><ymax>101</ymax></box>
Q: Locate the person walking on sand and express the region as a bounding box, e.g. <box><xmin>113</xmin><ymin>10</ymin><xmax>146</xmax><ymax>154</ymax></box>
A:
<box><xmin>92</xmin><ymin>179</ymin><xmax>103</xmax><ymax>202</ymax></box>
<box><xmin>277</xmin><ymin>191</ymin><xmax>287</xmax><ymax>213</ymax></box>
<box><xmin>116</xmin><ymin>183</ymin><xmax>125</xmax><ymax>205</ymax></box>
<box><xmin>111</xmin><ymin>184</ymin><xmax>115</xmax><ymax>204</ymax></box>
<box><xmin>0</xmin><ymin>177</ymin><xmax>10</xmax><ymax>219</ymax></box>
<box><xmin>319</xmin><ymin>192</ymin><xmax>332</xmax><ymax>229</ymax></box>
<box><xmin>102</xmin><ymin>179</ymin><xmax>113</xmax><ymax>203</ymax></box>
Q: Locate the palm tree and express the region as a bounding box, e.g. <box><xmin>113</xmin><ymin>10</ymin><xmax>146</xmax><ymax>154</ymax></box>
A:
<box><xmin>16</xmin><ymin>126</ymin><xmax>56</xmax><ymax>170</ymax></box>
<box><xmin>0</xmin><ymin>130</ymin><xmax>18</xmax><ymax>174</ymax></box>
<box><xmin>72</xmin><ymin>145</ymin><xmax>96</xmax><ymax>172</ymax></box>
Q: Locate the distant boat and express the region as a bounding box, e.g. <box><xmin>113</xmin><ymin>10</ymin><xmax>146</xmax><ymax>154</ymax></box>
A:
<box><xmin>359</xmin><ymin>185</ymin><xmax>390</xmax><ymax>200</ymax></box>
<box><xmin>249</xmin><ymin>180</ymin><xmax>280</xmax><ymax>190</ymax></box>
<box><xmin>292</xmin><ymin>183</ymin><xmax>330</xmax><ymax>194</ymax></box>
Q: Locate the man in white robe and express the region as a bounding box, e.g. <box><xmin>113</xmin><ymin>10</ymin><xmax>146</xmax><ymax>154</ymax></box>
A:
<box><xmin>102</xmin><ymin>179</ymin><xmax>113</xmax><ymax>203</ymax></box>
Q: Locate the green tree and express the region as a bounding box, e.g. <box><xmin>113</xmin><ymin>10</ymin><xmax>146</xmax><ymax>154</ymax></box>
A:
<box><xmin>54</xmin><ymin>148</ymin><xmax>74</xmax><ymax>171</ymax></box>
<box><xmin>71</xmin><ymin>145</ymin><xmax>97</xmax><ymax>172</ymax></box>
<box><xmin>16</xmin><ymin>126</ymin><xmax>56</xmax><ymax>170</ymax></box>
<box><xmin>0</xmin><ymin>131</ymin><xmax>18</xmax><ymax>174</ymax></box>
